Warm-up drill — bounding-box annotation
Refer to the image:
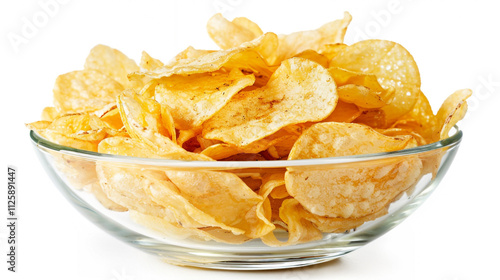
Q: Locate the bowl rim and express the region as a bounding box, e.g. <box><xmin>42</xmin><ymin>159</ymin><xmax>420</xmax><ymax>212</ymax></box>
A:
<box><xmin>29</xmin><ymin>126</ymin><xmax>462</xmax><ymax>168</ymax></box>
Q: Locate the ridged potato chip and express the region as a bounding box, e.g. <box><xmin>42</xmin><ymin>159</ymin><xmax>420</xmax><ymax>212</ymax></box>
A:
<box><xmin>203</xmin><ymin>57</ymin><xmax>338</xmax><ymax>146</ymax></box>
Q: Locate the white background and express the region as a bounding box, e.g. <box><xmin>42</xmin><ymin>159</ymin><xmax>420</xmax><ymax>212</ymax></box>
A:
<box><xmin>1</xmin><ymin>0</ymin><xmax>500</xmax><ymax>279</ymax></box>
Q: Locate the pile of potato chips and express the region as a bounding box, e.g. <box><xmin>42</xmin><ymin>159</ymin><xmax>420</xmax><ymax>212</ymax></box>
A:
<box><xmin>28</xmin><ymin>12</ymin><xmax>471</xmax><ymax>246</ymax></box>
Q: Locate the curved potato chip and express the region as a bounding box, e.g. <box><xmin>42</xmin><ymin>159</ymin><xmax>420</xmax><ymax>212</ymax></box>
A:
<box><xmin>41</xmin><ymin>106</ymin><xmax>59</xmax><ymax>121</ymax></box>
<box><xmin>140</xmin><ymin>51</ymin><xmax>164</xmax><ymax>71</ymax></box>
<box><xmin>53</xmin><ymin>70</ymin><xmax>124</xmax><ymax>114</ymax></box>
<box><xmin>321</xmin><ymin>100</ymin><xmax>362</xmax><ymax>123</ymax></box>
<box><xmin>288</xmin><ymin>122</ymin><xmax>416</xmax><ymax>159</ymax></box>
<box><xmin>292</xmin><ymin>49</ymin><xmax>329</xmax><ymax>68</ymax></box>
<box><xmin>232</xmin><ymin>17</ymin><xmax>263</xmax><ymax>38</ymax></box>
<box><xmin>130</xmin><ymin>33</ymin><xmax>277</xmax><ymax>80</ymax></box>
<box><xmin>329</xmin><ymin>67</ymin><xmax>394</xmax><ymax>108</ymax></box>
<box><xmin>354</xmin><ymin>109</ymin><xmax>387</xmax><ymax>128</ymax></box>
<box><xmin>203</xmin><ymin>57</ymin><xmax>338</xmax><ymax>147</ymax></box>
<box><xmin>164</xmin><ymin>170</ymin><xmax>274</xmax><ymax>238</ymax></box>
<box><xmin>330</xmin><ymin>40</ymin><xmax>421</xmax><ymax>124</ymax></box>
<box><xmin>318</xmin><ymin>43</ymin><xmax>348</xmax><ymax>61</ymax></box>
<box><xmin>261</xmin><ymin>199</ymin><xmax>323</xmax><ymax>247</ymax></box>
<box><xmin>391</xmin><ymin>91</ymin><xmax>437</xmax><ymax>143</ymax></box>
<box><xmin>130</xmin><ymin>210</ymin><xmax>250</xmax><ymax>244</ymax></box>
<box><xmin>84</xmin><ymin>44</ymin><xmax>141</xmax><ymax>89</ymax></box>
<box><xmin>155</xmin><ymin>69</ymin><xmax>255</xmax><ymax>130</ymax></box>
<box><xmin>207</xmin><ymin>13</ymin><xmax>262</xmax><ymax>50</ymax></box>
<box><xmin>274</xmin><ymin>12</ymin><xmax>352</xmax><ymax>64</ymax></box>
<box><xmin>436</xmin><ymin>89</ymin><xmax>471</xmax><ymax>140</ymax></box>
<box><xmin>201</xmin><ymin>126</ymin><xmax>299</xmax><ymax>160</ymax></box>
<box><xmin>302</xmin><ymin>205</ymin><xmax>388</xmax><ymax>233</ymax></box>
<box><xmin>160</xmin><ymin>104</ymin><xmax>176</xmax><ymax>142</ymax></box>
<box><xmin>117</xmin><ymin>90</ymin><xmax>211</xmax><ymax>160</ymax></box>
<box><xmin>286</xmin><ymin>122</ymin><xmax>421</xmax><ymax>218</ymax></box>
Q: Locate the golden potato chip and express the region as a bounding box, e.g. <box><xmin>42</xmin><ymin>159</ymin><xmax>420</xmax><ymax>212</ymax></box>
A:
<box><xmin>286</xmin><ymin>122</ymin><xmax>421</xmax><ymax>218</ymax></box>
<box><xmin>288</xmin><ymin>122</ymin><xmax>416</xmax><ymax>159</ymax></box>
<box><xmin>274</xmin><ymin>12</ymin><xmax>352</xmax><ymax>64</ymax></box>
<box><xmin>84</xmin><ymin>44</ymin><xmax>141</xmax><ymax>89</ymax></box>
<box><xmin>203</xmin><ymin>57</ymin><xmax>338</xmax><ymax>147</ymax></box>
<box><xmin>330</xmin><ymin>40</ymin><xmax>421</xmax><ymax>124</ymax></box>
<box><xmin>155</xmin><ymin>68</ymin><xmax>255</xmax><ymax>130</ymax></box>
<box><xmin>160</xmin><ymin>104</ymin><xmax>176</xmax><ymax>142</ymax></box>
<box><xmin>321</xmin><ymin>100</ymin><xmax>362</xmax><ymax>123</ymax></box>
<box><xmin>302</xmin><ymin>205</ymin><xmax>388</xmax><ymax>233</ymax></box>
<box><xmin>292</xmin><ymin>49</ymin><xmax>329</xmax><ymax>68</ymax></box>
<box><xmin>41</xmin><ymin>106</ymin><xmax>59</xmax><ymax>121</ymax></box>
<box><xmin>232</xmin><ymin>17</ymin><xmax>263</xmax><ymax>38</ymax></box>
<box><xmin>201</xmin><ymin>126</ymin><xmax>298</xmax><ymax>160</ymax></box>
<box><xmin>53</xmin><ymin>70</ymin><xmax>124</xmax><ymax>114</ymax></box>
<box><xmin>140</xmin><ymin>51</ymin><xmax>164</xmax><ymax>71</ymax></box>
<box><xmin>130</xmin><ymin>210</ymin><xmax>250</xmax><ymax>244</ymax></box>
<box><xmin>354</xmin><ymin>109</ymin><xmax>387</xmax><ymax>128</ymax></box>
<box><xmin>329</xmin><ymin>67</ymin><xmax>394</xmax><ymax>108</ymax></box>
<box><xmin>261</xmin><ymin>199</ymin><xmax>323</xmax><ymax>247</ymax></box>
<box><xmin>378</xmin><ymin>127</ymin><xmax>427</xmax><ymax>146</ymax></box>
<box><xmin>117</xmin><ymin>90</ymin><xmax>212</xmax><ymax>160</ymax></box>
<box><xmin>164</xmin><ymin>170</ymin><xmax>274</xmax><ymax>238</ymax></box>
<box><xmin>318</xmin><ymin>43</ymin><xmax>348</xmax><ymax>61</ymax></box>
<box><xmin>207</xmin><ymin>13</ymin><xmax>262</xmax><ymax>50</ymax></box>
<box><xmin>392</xmin><ymin>91</ymin><xmax>437</xmax><ymax>143</ymax></box>
<box><xmin>100</xmin><ymin>107</ymin><xmax>124</xmax><ymax>130</ymax></box>
<box><xmin>436</xmin><ymin>89</ymin><xmax>471</xmax><ymax>140</ymax></box>
<box><xmin>130</xmin><ymin>33</ymin><xmax>277</xmax><ymax>80</ymax></box>
<box><xmin>168</xmin><ymin>46</ymin><xmax>215</xmax><ymax>67</ymax></box>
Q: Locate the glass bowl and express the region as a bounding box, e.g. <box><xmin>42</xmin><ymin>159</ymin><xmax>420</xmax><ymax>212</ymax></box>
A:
<box><xmin>29</xmin><ymin>127</ymin><xmax>462</xmax><ymax>270</ymax></box>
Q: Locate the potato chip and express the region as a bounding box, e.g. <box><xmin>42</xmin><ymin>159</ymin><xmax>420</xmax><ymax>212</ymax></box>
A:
<box><xmin>117</xmin><ymin>90</ymin><xmax>212</xmax><ymax>160</ymax></box>
<box><xmin>288</xmin><ymin>122</ymin><xmax>416</xmax><ymax>159</ymax></box>
<box><xmin>321</xmin><ymin>100</ymin><xmax>362</xmax><ymax>123</ymax></box>
<box><xmin>286</xmin><ymin>122</ymin><xmax>421</xmax><ymax>218</ymax></box>
<box><xmin>274</xmin><ymin>12</ymin><xmax>352</xmax><ymax>64</ymax></box>
<box><xmin>354</xmin><ymin>109</ymin><xmax>387</xmax><ymax>128</ymax></box>
<box><xmin>292</xmin><ymin>50</ymin><xmax>329</xmax><ymax>68</ymax></box>
<box><xmin>318</xmin><ymin>43</ymin><xmax>348</xmax><ymax>61</ymax></box>
<box><xmin>164</xmin><ymin>170</ymin><xmax>274</xmax><ymax>238</ymax></box>
<box><xmin>436</xmin><ymin>89</ymin><xmax>471</xmax><ymax>140</ymax></box>
<box><xmin>53</xmin><ymin>70</ymin><xmax>124</xmax><ymax>114</ymax></box>
<box><xmin>330</xmin><ymin>40</ymin><xmax>421</xmax><ymax>124</ymax></box>
<box><xmin>160</xmin><ymin>104</ymin><xmax>176</xmax><ymax>142</ymax></box>
<box><xmin>41</xmin><ymin>106</ymin><xmax>59</xmax><ymax>121</ymax></box>
<box><xmin>168</xmin><ymin>46</ymin><xmax>215</xmax><ymax>67</ymax></box>
<box><xmin>84</xmin><ymin>44</ymin><xmax>141</xmax><ymax>89</ymax></box>
<box><xmin>155</xmin><ymin>68</ymin><xmax>255</xmax><ymax>130</ymax></box>
<box><xmin>261</xmin><ymin>199</ymin><xmax>323</xmax><ymax>247</ymax></box>
<box><xmin>203</xmin><ymin>57</ymin><xmax>338</xmax><ymax>146</ymax></box>
<box><xmin>129</xmin><ymin>33</ymin><xmax>277</xmax><ymax>80</ymax></box>
<box><xmin>207</xmin><ymin>13</ymin><xmax>262</xmax><ymax>50</ymax></box>
<box><xmin>302</xmin><ymin>205</ymin><xmax>388</xmax><ymax>233</ymax></box>
<box><xmin>130</xmin><ymin>210</ymin><xmax>250</xmax><ymax>244</ymax></box>
<box><xmin>140</xmin><ymin>51</ymin><xmax>164</xmax><ymax>71</ymax></box>
<box><xmin>392</xmin><ymin>91</ymin><xmax>437</xmax><ymax>143</ymax></box>
<box><xmin>201</xmin><ymin>126</ymin><xmax>298</xmax><ymax>160</ymax></box>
